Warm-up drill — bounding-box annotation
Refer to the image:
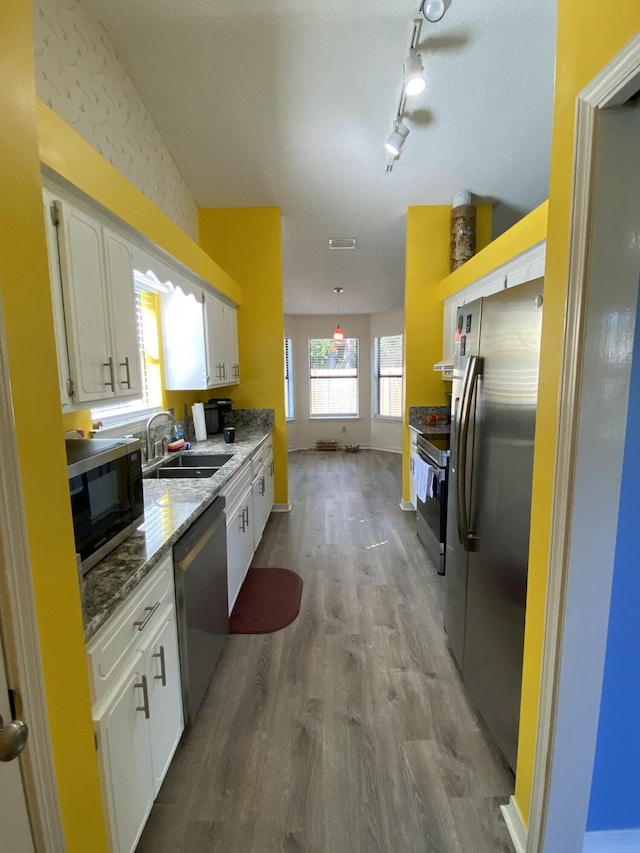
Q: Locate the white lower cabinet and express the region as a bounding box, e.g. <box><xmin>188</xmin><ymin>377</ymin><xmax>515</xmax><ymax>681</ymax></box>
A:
<box><xmin>141</xmin><ymin>607</ymin><xmax>183</xmax><ymax>793</ymax></box>
<box><xmin>93</xmin><ymin>656</ymin><xmax>154</xmax><ymax>853</ymax></box>
<box><xmin>87</xmin><ymin>553</ymin><xmax>183</xmax><ymax>853</ymax></box>
<box><xmin>251</xmin><ymin>461</ymin><xmax>267</xmax><ymax>550</ymax></box>
<box><xmin>222</xmin><ymin>434</ymin><xmax>275</xmax><ymax>614</ymax></box>
<box><xmin>222</xmin><ymin>464</ymin><xmax>253</xmax><ymax>615</ymax></box>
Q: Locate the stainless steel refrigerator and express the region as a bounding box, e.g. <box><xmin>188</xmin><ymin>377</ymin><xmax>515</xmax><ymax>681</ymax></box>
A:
<box><xmin>444</xmin><ymin>278</ymin><xmax>543</xmax><ymax>771</ymax></box>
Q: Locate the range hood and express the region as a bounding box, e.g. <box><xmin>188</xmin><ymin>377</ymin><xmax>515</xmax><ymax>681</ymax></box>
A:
<box><xmin>433</xmin><ymin>359</ymin><xmax>453</xmax><ymax>380</ymax></box>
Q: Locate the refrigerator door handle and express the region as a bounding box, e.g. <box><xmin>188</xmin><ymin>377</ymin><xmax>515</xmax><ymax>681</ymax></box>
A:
<box><xmin>456</xmin><ymin>355</ymin><xmax>483</xmax><ymax>552</ymax></box>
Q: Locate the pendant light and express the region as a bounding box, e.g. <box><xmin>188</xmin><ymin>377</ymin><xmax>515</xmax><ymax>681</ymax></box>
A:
<box><xmin>333</xmin><ymin>287</ymin><xmax>344</xmax><ymax>342</ymax></box>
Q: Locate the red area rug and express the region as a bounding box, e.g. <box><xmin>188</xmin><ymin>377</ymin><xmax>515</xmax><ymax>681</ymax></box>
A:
<box><xmin>230</xmin><ymin>567</ymin><xmax>303</xmax><ymax>634</ymax></box>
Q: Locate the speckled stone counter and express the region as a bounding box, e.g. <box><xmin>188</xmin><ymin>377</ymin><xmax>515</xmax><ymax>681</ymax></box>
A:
<box><xmin>81</xmin><ymin>427</ymin><xmax>271</xmax><ymax>641</ymax></box>
<box><xmin>408</xmin><ymin>405</ymin><xmax>451</xmax><ymax>442</ymax></box>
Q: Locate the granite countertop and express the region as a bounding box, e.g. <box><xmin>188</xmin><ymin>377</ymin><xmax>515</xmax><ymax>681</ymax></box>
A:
<box><xmin>407</xmin><ymin>405</ymin><xmax>451</xmax><ymax>440</ymax></box>
<box><xmin>81</xmin><ymin>427</ymin><xmax>271</xmax><ymax>642</ymax></box>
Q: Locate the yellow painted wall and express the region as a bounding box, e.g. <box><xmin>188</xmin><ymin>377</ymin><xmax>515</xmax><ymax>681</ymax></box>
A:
<box><xmin>403</xmin><ymin>204</ymin><xmax>492</xmax><ymax>501</ymax></box>
<box><xmin>199</xmin><ymin>209</ymin><xmax>288</xmax><ymax>505</ymax></box>
<box><xmin>439</xmin><ymin>202</ymin><xmax>548</xmax><ymax>301</ymax></box>
<box><xmin>514</xmin><ymin>4</ymin><xmax>640</xmax><ymax>827</ymax></box>
<box><xmin>0</xmin><ymin>1</ymin><xmax>108</xmax><ymax>848</ymax></box>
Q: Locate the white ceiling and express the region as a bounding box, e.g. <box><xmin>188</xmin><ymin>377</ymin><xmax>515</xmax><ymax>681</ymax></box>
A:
<box><xmin>82</xmin><ymin>0</ymin><xmax>556</xmax><ymax>315</ymax></box>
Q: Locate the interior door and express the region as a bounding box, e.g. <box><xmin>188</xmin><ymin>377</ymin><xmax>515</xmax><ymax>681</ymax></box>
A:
<box><xmin>0</xmin><ymin>626</ymin><xmax>35</xmax><ymax>853</ymax></box>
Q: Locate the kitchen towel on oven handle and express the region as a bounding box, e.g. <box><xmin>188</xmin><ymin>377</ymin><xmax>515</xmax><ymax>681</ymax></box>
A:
<box><xmin>415</xmin><ymin>455</ymin><xmax>435</xmax><ymax>503</ymax></box>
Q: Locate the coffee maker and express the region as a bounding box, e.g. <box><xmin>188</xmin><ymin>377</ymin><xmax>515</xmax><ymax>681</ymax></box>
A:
<box><xmin>203</xmin><ymin>398</ymin><xmax>233</xmax><ymax>435</ymax></box>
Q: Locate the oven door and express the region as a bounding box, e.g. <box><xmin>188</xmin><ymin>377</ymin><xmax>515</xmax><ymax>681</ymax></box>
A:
<box><xmin>415</xmin><ymin>449</ymin><xmax>448</xmax><ymax>575</ymax></box>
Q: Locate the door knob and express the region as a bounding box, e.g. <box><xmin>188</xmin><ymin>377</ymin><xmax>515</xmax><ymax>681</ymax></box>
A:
<box><xmin>0</xmin><ymin>712</ymin><xmax>29</xmax><ymax>762</ymax></box>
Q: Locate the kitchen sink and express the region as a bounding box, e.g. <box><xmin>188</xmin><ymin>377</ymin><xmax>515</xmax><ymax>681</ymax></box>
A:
<box><xmin>178</xmin><ymin>453</ymin><xmax>233</xmax><ymax>467</ymax></box>
<box><xmin>146</xmin><ymin>466</ymin><xmax>220</xmax><ymax>479</ymax></box>
<box><xmin>143</xmin><ymin>452</ymin><xmax>233</xmax><ymax>480</ymax></box>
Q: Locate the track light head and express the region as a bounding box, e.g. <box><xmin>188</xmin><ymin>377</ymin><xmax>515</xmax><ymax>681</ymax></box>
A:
<box><xmin>404</xmin><ymin>49</ymin><xmax>426</xmax><ymax>96</ymax></box>
<box><xmin>385</xmin><ymin>120</ymin><xmax>410</xmax><ymax>157</ymax></box>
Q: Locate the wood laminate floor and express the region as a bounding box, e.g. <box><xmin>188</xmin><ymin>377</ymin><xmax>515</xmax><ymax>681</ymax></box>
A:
<box><xmin>137</xmin><ymin>450</ymin><xmax>515</xmax><ymax>853</ymax></box>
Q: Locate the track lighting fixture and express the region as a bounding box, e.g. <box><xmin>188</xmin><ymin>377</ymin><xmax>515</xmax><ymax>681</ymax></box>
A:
<box><xmin>333</xmin><ymin>287</ymin><xmax>344</xmax><ymax>342</ymax></box>
<box><xmin>385</xmin><ymin>119</ymin><xmax>410</xmax><ymax>157</ymax></box>
<box><xmin>421</xmin><ymin>0</ymin><xmax>446</xmax><ymax>23</ymax></box>
<box><xmin>404</xmin><ymin>49</ymin><xmax>426</xmax><ymax>96</ymax></box>
<box><xmin>385</xmin><ymin>3</ymin><xmax>449</xmax><ymax>169</ymax></box>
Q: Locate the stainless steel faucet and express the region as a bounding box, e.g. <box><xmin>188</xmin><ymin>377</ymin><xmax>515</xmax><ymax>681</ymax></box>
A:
<box><xmin>145</xmin><ymin>411</ymin><xmax>177</xmax><ymax>461</ymax></box>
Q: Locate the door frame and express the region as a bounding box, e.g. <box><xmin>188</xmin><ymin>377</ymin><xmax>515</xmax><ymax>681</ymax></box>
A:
<box><xmin>525</xmin><ymin>32</ymin><xmax>640</xmax><ymax>853</ymax></box>
<box><xmin>0</xmin><ymin>291</ymin><xmax>65</xmax><ymax>850</ymax></box>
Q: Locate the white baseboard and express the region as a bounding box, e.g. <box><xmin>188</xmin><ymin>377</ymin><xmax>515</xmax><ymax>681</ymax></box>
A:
<box><xmin>399</xmin><ymin>500</ymin><xmax>415</xmax><ymax>511</ymax></box>
<box><xmin>501</xmin><ymin>797</ymin><xmax>527</xmax><ymax>853</ymax></box>
<box><xmin>272</xmin><ymin>503</ymin><xmax>291</xmax><ymax>512</ymax></box>
<box><xmin>583</xmin><ymin>829</ymin><xmax>640</xmax><ymax>852</ymax></box>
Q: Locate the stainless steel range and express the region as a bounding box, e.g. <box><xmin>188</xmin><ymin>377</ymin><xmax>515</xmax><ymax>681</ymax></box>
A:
<box><xmin>415</xmin><ymin>433</ymin><xmax>450</xmax><ymax>575</ymax></box>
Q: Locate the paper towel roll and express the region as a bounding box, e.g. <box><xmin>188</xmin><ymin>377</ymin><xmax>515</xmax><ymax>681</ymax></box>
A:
<box><xmin>192</xmin><ymin>402</ymin><xmax>207</xmax><ymax>442</ymax></box>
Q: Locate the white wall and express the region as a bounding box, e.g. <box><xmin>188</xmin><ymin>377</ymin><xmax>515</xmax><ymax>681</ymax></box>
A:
<box><xmin>285</xmin><ymin>311</ymin><xmax>403</xmax><ymax>453</ymax></box>
<box><xmin>32</xmin><ymin>0</ymin><xmax>198</xmax><ymax>241</ymax></box>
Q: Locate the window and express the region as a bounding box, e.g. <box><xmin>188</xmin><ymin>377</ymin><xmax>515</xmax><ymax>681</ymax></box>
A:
<box><xmin>309</xmin><ymin>338</ymin><xmax>358</xmax><ymax>417</ymax></box>
<box><xmin>374</xmin><ymin>334</ymin><xmax>403</xmax><ymax>418</ymax></box>
<box><xmin>91</xmin><ymin>283</ymin><xmax>163</xmax><ymax>424</ymax></box>
<box><xmin>284</xmin><ymin>337</ymin><xmax>294</xmax><ymax>420</ymax></box>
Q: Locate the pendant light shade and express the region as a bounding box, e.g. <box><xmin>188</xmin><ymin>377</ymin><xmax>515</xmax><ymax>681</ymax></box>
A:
<box><xmin>333</xmin><ymin>287</ymin><xmax>344</xmax><ymax>341</ymax></box>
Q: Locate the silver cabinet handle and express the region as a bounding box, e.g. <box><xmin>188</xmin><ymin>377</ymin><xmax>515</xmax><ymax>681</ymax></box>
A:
<box><xmin>153</xmin><ymin>645</ymin><xmax>167</xmax><ymax>687</ymax></box>
<box><xmin>260</xmin><ymin>476</ymin><xmax>265</xmax><ymax>496</ymax></box>
<box><xmin>103</xmin><ymin>356</ymin><xmax>115</xmax><ymax>389</ymax></box>
<box><xmin>135</xmin><ymin>675</ymin><xmax>150</xmax><ymax>719</ymax></box>
<box><xmin>120</xmin><ymin>356</ymin><xmax>132</xmax><ymax>388</ymax></box>
<box><xmin>133</xmin><ymin>600</ymin><xmax>160</xmax><ymax>632</ymax></box>
<box><xmin>239</xmin><ymin>508</ymin><xmax>246</xmax><ymax>532</ymax></box>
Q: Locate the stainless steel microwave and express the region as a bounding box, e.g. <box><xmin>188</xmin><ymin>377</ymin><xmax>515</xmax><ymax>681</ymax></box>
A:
<box><xmin>66</xmin><ymin>437</ymin><xmax>144</xmax><ymax>575</ymax></box>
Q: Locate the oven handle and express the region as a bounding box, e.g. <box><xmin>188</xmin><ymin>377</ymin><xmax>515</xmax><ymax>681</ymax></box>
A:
<box><xmin>416</xmin><ymin>450</ymin><xmax>446</xmax><ymax>482</ymax></box>
<box><xmin>456</xmin><ymin>356</ymin><xmax>483</xmax><ymax>551</ymax></box>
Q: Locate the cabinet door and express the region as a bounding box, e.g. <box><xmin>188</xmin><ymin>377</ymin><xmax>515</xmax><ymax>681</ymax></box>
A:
<box><xmin>226</xmin><ymin>503</ymin><xmax>247</xmax><ymax>615</ymax></box>
<box><xmin>161</xmin><ymin>288</ymin><xmax>207</xmax><ymax>390</ymax></box>
<box><xmin>56</xmin><ymin>200</ymin><xmax>114</xmax><ymax>403</ymax></box>
<box><xmin>203</xmin><ymin>292</ymin><xmax>226</xmax><ymax>386</ymax></box>
<box><xmin>252</xmin><ymin>465</ymin><xmax>267</xmax><ymax>550</ymax></box>
<box><xmin>223</xmin><ymin>303</ymin><xmax>240</xmax><ymax>383</ymax></box>
<box><xmin>103</xmin><ymin>228</ymin><xmax>141</xmax><ymax>398</ymax></box>
<box><xmin>94</xmin><ymin>657</ymin><xmax>154</xmax><ymax>853</ymax></box>
<box><xmin>42</xmin><ymin>193</ymin><xmax>73</xmax><ymax>408</ymax></box>
<box><xmin>265</xmin><ymin>450</ymin><xmax>275</xmax><ymax>516</ymax></box>
<box><xmin>142</xmin><ymin>607</ymin><xmax>183</xmax><ymax>794</ymax></box>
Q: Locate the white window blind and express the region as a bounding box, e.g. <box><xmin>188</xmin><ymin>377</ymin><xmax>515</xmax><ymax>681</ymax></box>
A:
<box><xmin>91</xmin><ymin>286</ymin><xmax>163</xmax><ymax>423</ymax></box>
<box><xmin>375</xmin><ymin>334</ymin><xmax>403</xmax><ymax>418</ymax></box>
<box><xmin>309</xmin><ymin>338</ymin><xmax>358</xmax><ymax>417</ymax></box>
<box><xmin>284</xmin><ymin>337</ymin><xmax>294</xmax><ymax>420</ymax></box>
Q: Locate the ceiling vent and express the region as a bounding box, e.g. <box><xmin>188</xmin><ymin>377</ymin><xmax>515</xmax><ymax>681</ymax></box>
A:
<box><xmin>329</xmin><ymin>238</ymin><xmax>356</xmax><ymax>250</ymax></box>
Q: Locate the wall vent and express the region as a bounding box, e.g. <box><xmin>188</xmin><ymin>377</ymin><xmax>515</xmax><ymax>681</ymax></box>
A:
<box><xmin>329</xmin><ymin>238</ymin><xmax>356</xmax><ymax>250</ymax></box>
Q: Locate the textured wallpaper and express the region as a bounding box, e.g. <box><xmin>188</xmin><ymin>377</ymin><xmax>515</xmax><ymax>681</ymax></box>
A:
<box><xmin>33</xmin><ymin>0</ymin><xmax>199</xmax><ymax>242</ymax></box>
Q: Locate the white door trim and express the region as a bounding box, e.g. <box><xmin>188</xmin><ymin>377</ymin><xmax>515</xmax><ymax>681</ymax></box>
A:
<box><xmin>0</xmin><ymin>291</ymin><xmax>65</xmax><ymax>850</ymax></box>
<box><xmin>526</xmin><ymin>32</ymin><xmax>640</xmax><ymax>853</ymax></box>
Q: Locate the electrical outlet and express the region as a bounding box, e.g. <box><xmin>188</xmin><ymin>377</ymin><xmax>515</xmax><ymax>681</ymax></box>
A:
<box><xmin>341</xmin><ymin>426</ymin><xmax>347</xmax><ymax>433</ymax></box>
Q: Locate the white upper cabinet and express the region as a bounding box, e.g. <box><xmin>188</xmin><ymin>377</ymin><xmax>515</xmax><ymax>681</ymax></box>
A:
<box><xmin>223</xmin><ymin>303</ymin><xmax>240</xmax><ymax>382</ymax></box>
<box><xmin>103</xmin><ymin>229</ymin><xmax>142</xmax><ymax>397</ymax></box>
<box><xmin>42</xmin><ymin>191</ymin><xmax>73</xmax><ymax>408</ymax></box>
<box><xmin>162</xmin><ymin>287</ymin><xmax>239</xmax><ymax>391</ymax></box>
<box><xmin>203</xmin><ymin>291</ymin><xmax>226</xmax><ymax>386</ymax></box>
<box><xmin>52</xmin><ymin>197</ymin><xmax>141</xmax><ymax>405</ymax></box>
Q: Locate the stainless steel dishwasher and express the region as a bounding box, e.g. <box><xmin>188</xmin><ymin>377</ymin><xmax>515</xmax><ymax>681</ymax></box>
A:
<box><xmin>173</xmin><ymin>496</ymin><xmax>228</xmax><ymax>726</ymax></box>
